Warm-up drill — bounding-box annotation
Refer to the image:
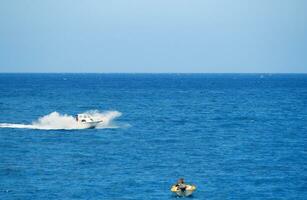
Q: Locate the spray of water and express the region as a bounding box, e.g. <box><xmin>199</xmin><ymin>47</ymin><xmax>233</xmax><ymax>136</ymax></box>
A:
<box><xmin>0</xmin><ymin>110</ymin><xmax>123</xmax><ymax>130</ymax></box>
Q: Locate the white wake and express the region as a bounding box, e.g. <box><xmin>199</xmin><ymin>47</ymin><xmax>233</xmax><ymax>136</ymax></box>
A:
<box><xmin>0</xmin><ymin>110</ymin><xmax>123</xmax><ymax>130</ymax></box>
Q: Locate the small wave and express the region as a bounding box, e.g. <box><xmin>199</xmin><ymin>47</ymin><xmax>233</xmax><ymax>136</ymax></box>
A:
<box><xmin>0</xmin><ymin>110</ymin><xmax>124</xmax><ymax>130</ymax></box>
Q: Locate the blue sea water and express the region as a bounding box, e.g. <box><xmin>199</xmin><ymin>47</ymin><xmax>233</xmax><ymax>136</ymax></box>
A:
<box><xmin>0</xmin><ymin>73</ymin><xmax>306</xmax><ymax>200</ymax></box>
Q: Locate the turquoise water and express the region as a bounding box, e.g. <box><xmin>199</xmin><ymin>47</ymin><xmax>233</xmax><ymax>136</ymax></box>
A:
<box><xmin>0</xmin><ymin>74</ymin><xmax>306</xmax><ymax>199</ymax></box>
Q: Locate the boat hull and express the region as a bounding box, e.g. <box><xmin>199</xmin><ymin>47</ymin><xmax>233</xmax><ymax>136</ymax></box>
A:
<box><xmin>79</xmin><ymin>121</ymin><xmax>101</xmax><ymax>129</ymax></box>
<box><xmin>171</xmin><ymin>185</ymin><xmax>196</xmax><ymax>197</ymax></box>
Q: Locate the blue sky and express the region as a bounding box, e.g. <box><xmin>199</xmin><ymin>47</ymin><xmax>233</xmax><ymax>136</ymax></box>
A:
<box><xmin>0</xmin><ymin>0</ymin><xmax>306</xmax><ymax>73</ymax></box>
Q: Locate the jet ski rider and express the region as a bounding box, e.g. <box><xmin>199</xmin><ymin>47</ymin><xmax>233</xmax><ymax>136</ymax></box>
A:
<box><xmin>175</xmin><ymin>178</ymin><xmax>187</xmax><ymax>191</ymax></box>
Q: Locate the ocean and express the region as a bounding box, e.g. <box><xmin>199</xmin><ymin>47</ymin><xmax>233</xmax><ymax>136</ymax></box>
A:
<box><xmin>0</xmin><ymin>73</ymin><xmax>306</xmax><ymax>199</ymax></box>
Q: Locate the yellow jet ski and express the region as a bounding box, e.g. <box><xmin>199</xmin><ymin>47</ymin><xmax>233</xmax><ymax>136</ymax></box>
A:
<box><xmin>171</xmin><ymin>184</ymin><xmax>196</xmax><ymax>197</ymax></box>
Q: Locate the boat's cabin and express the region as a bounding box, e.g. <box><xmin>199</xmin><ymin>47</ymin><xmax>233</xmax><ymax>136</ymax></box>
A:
<box><xmin>76</xmin><ymin>114</ymin><xmax>94</xmax><ymax>123</ymax></box>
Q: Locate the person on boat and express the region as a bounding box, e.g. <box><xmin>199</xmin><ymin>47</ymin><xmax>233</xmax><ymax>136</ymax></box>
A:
<box><xmin>175</xmin><ymin>178</ymin><xmax>187</xmax><ymax>191</ymax></box>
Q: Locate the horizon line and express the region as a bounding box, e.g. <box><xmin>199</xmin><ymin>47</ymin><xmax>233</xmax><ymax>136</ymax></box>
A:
<box><xmin>0</xmin><ymin>72</ymin><xmax>307</xmax><ymax>74</ymax></box>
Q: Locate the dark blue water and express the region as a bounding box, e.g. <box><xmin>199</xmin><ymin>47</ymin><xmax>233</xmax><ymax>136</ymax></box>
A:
<box><xmin>0</xmin><ymin>74</ymin><xmax>306</xmax><ymax>200</ymax></box>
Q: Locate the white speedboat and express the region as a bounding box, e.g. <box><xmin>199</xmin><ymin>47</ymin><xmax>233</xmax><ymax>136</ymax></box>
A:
<box><xmin>76</xmin><ymin>114</ymin><xmax>102</xmax><ymax>128</ymax></box>
<box><xmin>171</xmin><ymin>184</ymin><xmax>196</xmax><ymax>197</ymax></box>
